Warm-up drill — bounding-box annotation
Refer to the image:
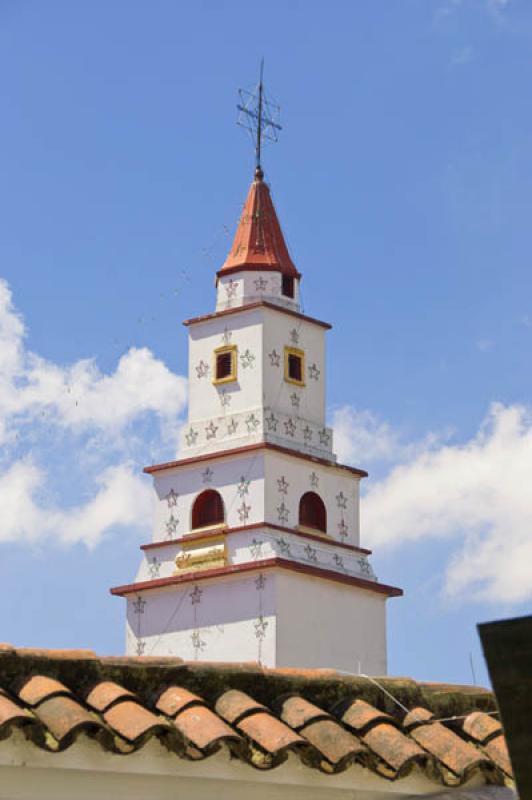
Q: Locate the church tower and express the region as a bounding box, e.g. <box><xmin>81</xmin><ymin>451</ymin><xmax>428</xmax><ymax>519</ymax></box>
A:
<box><xmin>111</xmin><ymin>78</ymin><xmax>402</xmax><ymax>673</ymax></box>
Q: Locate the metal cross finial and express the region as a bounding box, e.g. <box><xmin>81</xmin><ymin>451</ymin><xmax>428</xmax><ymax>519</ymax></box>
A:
<box><xmin>237</xmin><ymin>60</ymin><xmax>282</xmax><ymax>175</ymax></box>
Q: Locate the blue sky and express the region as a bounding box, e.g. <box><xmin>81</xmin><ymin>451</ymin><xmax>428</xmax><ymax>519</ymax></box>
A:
<box><xmin>1</xmin><ymin>0</ymin><xmax>531</xmax><ymax>686</ymax></box>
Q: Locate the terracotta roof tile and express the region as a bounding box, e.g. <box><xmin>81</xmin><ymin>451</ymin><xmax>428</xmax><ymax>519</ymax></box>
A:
<box><xmin>173</xmin><ymin>705</ymin><xmax>240</xmax><ymax>751</ymax></box>
<box><xmin>103</xmin><ymin>700</ymin><xmax>171</xmax><ymax>742</ymax></box>
<box><xmin>406</xmin><ymin>707</ymin><xmax>490</xmax><ymax>776</ymax></box>
<box><xmin>18</xmin><ymin>675</ymin><xmax>72</xmax><ymax>707</ymax></box>
<box><xmin>156</xmin><ymin>686</ymin><xmax>203</xmax><ymax>717</ymax></box>
<box><xmin>462</xmin><ymin>710</ymin><xmax>502</xmax><ymax>743</ymax></box>
<box><xmin>32</xmin><ymin>696</ymin><xmax>102</xmax><ymax>745</ymax></box>
<box><xmin>86</xmin><ymin>681</ymin><xmax>136</xmax><ymax>712</ymax></box>
<box><xmin>0</xmin><ymin>646</ymin><xmax>513</xmax><ymax>790</ymax></box>
<box><xmin>215</xmin><ymin>689</ymin><xmax>267</xmax><ymax>724</ymax></box>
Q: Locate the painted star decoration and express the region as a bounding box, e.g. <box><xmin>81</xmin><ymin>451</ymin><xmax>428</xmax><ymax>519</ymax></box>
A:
<box><xmin>237</xmin><ymin>476</ymin><xmax>250</xmax><ymax>497</ymax></box>
<box><xmin>225</xmin><ymin>279</ymin><xmax>238</xmax><ymax>300</ymax></box>
<box><xmin>338</xmin><ymin>519</ymin><xmax>348</xmax><ymax>539</ymax></box>
<box><xmin>246</xmin><ymin>413</ymin><xmax>260</xmax><ymax>432</ymax></box>
<box><xmin>277</xmin><ymin>475</ymin><xmax>289</xmax><ymax>494</ymax></box>
<box><xmin>133</xmin><ymin>597</ymin><xmax>146</xmax><ymax>615</ymax></box>
<box><xmin>308</xmin><ymin>363</ymin><xmax>321</xmax><ymax>381</ymax></box>
<box><xmin>310</xmin><ymin>472</ymin><xmax>319</xmax><ymax>488</ymax></box>
<box><xmin>304</xmin><ymin>544</ymin><xmax>318</xmax><ymax>564</ymax></box>
<box><xmin>251</xmin><ymin>539</ymin><xmax>264</xmax><ymax>559</ymax></box>
<box><xmin>195</xmin><ymin>360</ymin><xmax>209</xmax><ymax>379</ymax></box>
<box><xmin>148</xmin><ymin>557</ymin><xmax>161</xmax><ymax>579</ymax></box>
<box><xmin>219</xmin><ymin>390</ymin><xmax>231</xmax><ymax>407</ymax></box>
<box><xmin>333</xmin><ymin>553</ymin><xmax>345</xmax><ymax>570</ymax></box>
<box><xmin>303</xmin><ymin>425</ymin><xmax>313</xmax><ymax>443</ymax></box>
<box><xmin>222</xmin><ymin>327</ymin><xmax>232</xmax><ymax>345</ymax></box>
<box><xmin>290</xmin><ymin>392</ymin><xmax>301</xmax><ymax>409</ymax></box>
<box><xmin>165</xmin><ymin>488</ymin><xmax>178</xmax><ymax>508</ymax></box>
<box><xmin>265</xmin><ymin>412</ymin><xmax>278</xmax><ymax>432</ymax></box>
<box><xmin>275</xmin><ymin>536</ymin><xmax>291</xmax><ymax>555</ymax></box>
<box><xmin>289</xmin><ymin>328</ymin><xmax>299</xmax><ymax>345</ymax></box>
<box><xmin>269</xmin><ymin>349</ymin><xmax>281</xmax><ymax>367</ymax></box>
<box><xmin>185</xmin><ymin>428</ymin><xmax>198</xmax><ymax>446</ymax></box>
<box><xmin>136</xmin><ymin>640</ymin><xmax>146</xmax><ymax>656</ymax></box>
<box><xmin>277</xmin><ymin>502</ymin><xmax>289</xmax><ymax>525</ymax></box>
<box><xmin>205</xmin><ymin>421</ymin><xmax>218</xmax><ymax>440</ymax></box>
<box><xmin>336</xmin><ymin>491</ymin><xmax>348</xmax><ymax>509</ymax></box>
<box><xmin>165</xmin><ymin>514</ymin><xmax>179</xmax><ymax>537</ymax></box>
<box><xmin>240</xmin><ymin>349</ymin><xmax>255</xmax><ymax>368</ymax></box>
<box><xmin>191</xmin><ymin>631</ymin><xmax>206</xmax><ymax>652</ymax></box>
<box><xmin>358</xmin><ymin>557</ymin><xmax>372</xmax><ymax>577</ymax></box>
<box><xmin>226</xmin><ymin>417</ymin><xmax>238</xmax><ymax>435</ymax></box>
<box><xmin>237</xmin><ymin>501</ymin><xmax>251</xmax><ymax>523</ymax></box>
<box><xmin>254</xmin><ymin>276</ymin><xmax>268</xmax><ymax>292</ymax></box>
<box><xmin>255</xmin><ymin>573</ymin><xmax>266</xmax><ymax>590</ymax></box>
<box><xmin>319</xmin><ymin>428</ymin><xmax>331</xmax><ymax>446</ymax></box>
<box><xmin>254</xmin><ymin>616</ymin><xmax>268</xmax><ymax>640</ymax></box>
<box><xmin>202</xmin><ymin>467</ymin><xmax>214</xmax><ymax>484</ymax></box>
<box><xmin>190</xmin><ymin>585</ymin><xmax>203</xmax><ymax>605</ymax></box>
<box><xmin>284</xmin><ymin>418</ymin><xmax>296</xmax><ymax>437</ymax></box>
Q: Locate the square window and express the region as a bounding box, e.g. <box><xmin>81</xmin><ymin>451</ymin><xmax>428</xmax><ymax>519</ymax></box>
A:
<box><xmin>282</xmin><ymin>276</ymin><xmax>295</xmax><ymax>298</ymax></box>
<box><xmin>284</xmin><ymin>346</ymin><xmax>305</xmax><ymax>386</ymax></box>
<box><xmin>213</xmin><ymin>345</ymin><xmax>237</xmax><ymax>384</ymax></box>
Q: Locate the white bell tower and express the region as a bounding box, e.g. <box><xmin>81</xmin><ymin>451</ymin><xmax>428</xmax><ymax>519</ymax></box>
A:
<box><xmin>111</xmin><ymin>166</ymin><xmax>402</xmax><ymax>673</ymax></box>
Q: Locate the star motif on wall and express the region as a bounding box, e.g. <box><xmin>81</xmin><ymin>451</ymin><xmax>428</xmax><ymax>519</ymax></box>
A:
<box><xmin>222</xmin><ymin>327</ymin><xmax>232</xmax><ymax>345</ymax></box>
<box><xmin>277</xmin><ymin>502</ymin><xmax>289</xmax><ymax>525</ymax></box>
<box><xmin>319</xmin><ymin>428</ymin><xmax>331</xmax><ymax>446</ymax></box>
<box><xmin>190</xmin><ymin>585</ymin><xmax>203</xmax><ymax>605</ymax></box>
<box><xmin>205</xmin><ymin>421</ymin><xmax>218</xmax><ymax>439</ymax></box>
<box><xmin>237</xmin><ymin>476</ymin><xmax>250</xmax><ymax>497</ymax></box>
<box><xmin>254</xmin><ymin>615</ymin><xmax>268</xmax><ymax>640</ymax></box>
<box><xmin>358</xmin><ymin>557</ymin><xmax>372</xmax><ymax>576</ymax></box>
<box><xmin>185</xmin><ymin>427</ymin><xmax>198</xmax><ymax>446</ymax></box>
<box><xmin>165</xmin><ymin>488</ymin><xmax>178</xmax><ymax>508</ymax></box>
<box><xmin>246</xmin><ymin>413</ymin><xmax>260</xmax><ymax>432</ymax></box>
<box><xmin>202</xmin><ymin>467</ymin><xmax>214</xmax><ymax>483</ymax></box>
<box><xmin>225</xmin><ymin>279</ymin><xmax>238</xmax><ymax>300</ymax></box>
<box><xmin>237</xmin><ymin>501</ymin><xmax>251</xmax><ymax>523</ymax></box>
<box><xmin>333</xmin><ymin>553</ymin><xmax>345</xmax><ymax>570</ymax></box>
<box><xmin>304</xmin><ymin>544</ymin><xmax>318</xmax><ymax>564</ymax></box>
<box><xmin>136</xmin><ymin>639</ymin><xmax>146</xmax><ymax>656</ymax></box>
<box><xmin>191</xmin><ymin>630</ymin><xmax>206</xmax><ymax>652</ymax></box>
<box><xmin>269</xmin><ymin>349</ymin><xmax>281</xmax><ymax>367</ymax></box>
<box><xmin>303</xmin><ymin>425</ymin><xmax>313</xmax><ymax>443</ymax></box>
<box><xmin>277</xmin><ymin>476</ymin><xmax>289</xmax><ymax>494</ymax></box>
<box><xmin>165</xmin><ymin>514</ymin><xmax>179</xmax><ymax>537</ymax></box>
<box><xmin>255</xmin><ymin>573</ymin><xmax>266</xmax><ymax>590</ymax></box>
<box><xmin>226</xmin><ymin>417</ymin><xmax>238</xmax><ymax>435</ymax></box>
<box><xmin>265</xmin><ymin>412</ymin><xmax>278</xmax><ymax>432</ymax></box>
<box><xmin>310</xmin><ymin>472</ymin><xmax>319</xmax><ymax>488</ymax></box>
<box><xmin>308</xmin><ymin>363</ymin><xmax>321</xmax><ymax>380</ymax></box>
<box><xmin>336</xmin><ymin>491</ymin><xmax>348</xmax><ymax>509</ymax></box>
<box><xmin>284</xmin><ymin>418</ymin><xmax>296</xmax><ymax>437</ymax></box>
<box><xmin>254</xmin><ymin>276</ymin><xmax>268</xmax><ymax>292</ymax></box>
<box><xmin>289</xmin><ymin>328</ymin><xmax>299</xmax><ymax>345</ymax></box>
<box><xmin>338</xmin><ymin>519</ymin><xmax>348</xmax><ymax>539</ymax></box>
<box><xmin>219</xmin><ymin>390</ymin><xmax>232</xmax><ymax>407</ymax></box>
<box><xmin>251</xmin><ymin>539</ymin><xmax>264</xmax><ymax>559</ymax></box>
<box><xmin>133</xmin><ymin>597</ymin><xmax>146</xmax><ymax>615</ymax></box>
<box><xmin>290</xmin><ymin>392</ymin><xmax>301</xmax><ymax>409</ymax></box>
<box><xmin>274</xmin><ymin>536</ymin><xmax>291</xmax><ymax>555</ymax></box>
<box><xmin>195</xmin><ymin>360</ymin><xmax>210</xmax><ymax>379</ymax></box>
<box><xmin>148</xmin><ymin>557</ymin><xmax>161</xmax><ymax>579</ymax></box>
<box><xmin>240</xmin><ymin>349</ymin><xmax>255</xmax><ymax>368</ymax></box>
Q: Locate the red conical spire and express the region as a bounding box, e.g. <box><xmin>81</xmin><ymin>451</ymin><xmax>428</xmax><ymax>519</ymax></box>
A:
<box><xmin>218</xmin><ymin>168</ymin><xmax>300</xmax><ymax>280</ymax></box>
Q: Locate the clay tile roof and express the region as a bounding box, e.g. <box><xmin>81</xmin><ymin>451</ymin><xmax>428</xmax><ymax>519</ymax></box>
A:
<box><xmin>218</xmin><ymin>171</ymin><xmax>300</xmax><ymax>280</ymax></box>
<box><xmin>0</xmin><ymin>645</ymin><xmax>514</xmax><ymax>789</ymax></box>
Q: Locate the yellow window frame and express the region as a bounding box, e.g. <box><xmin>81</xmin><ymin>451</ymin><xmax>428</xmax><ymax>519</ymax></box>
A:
<box><xmin>213</xmin><ymin>344</ymin><xmax>238</xmax><ymax>385</ymax></box>
<box><xmin>284</xmin><ymin>346</ymin><xmax>306</xmax><ymax>387</ymax></box>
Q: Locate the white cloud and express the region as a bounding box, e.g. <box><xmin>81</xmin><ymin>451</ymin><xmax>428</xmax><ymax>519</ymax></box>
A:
<box><xmin>341</xmin><ymin>403</ymin><xmax>532</xmax><ymax>604</ymax></box>
<box><xmin>332</xmin><ymin>407</ymin><xmax>402</xmax><ymax>465</ymax></box>
<box><xmin>0</xmin><ymin>278</ymin><xmax>187</xmax><ymax>548</ymax></box>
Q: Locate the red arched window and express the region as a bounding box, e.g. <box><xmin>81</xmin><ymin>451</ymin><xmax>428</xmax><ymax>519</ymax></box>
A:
<box><xmin>191</xmin><ymin>490</ymin><xmax>224</xmax><ymax>530</ymax></box>
<box><xmin>299</xmin><ymin>491</ymin><xmax>327</xmax><ymax>533</ymax></box>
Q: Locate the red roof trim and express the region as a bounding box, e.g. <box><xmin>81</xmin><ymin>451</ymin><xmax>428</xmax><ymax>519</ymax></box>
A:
<box><xmin>216</xmin><ymin>263</ymin><xmax>302</xmax><ymax>279</ymax></box>
<box><xmin>110</xmin><ymin>557</ymin><xmax>402</xmax><ymax>598</ymax></box>
<box><xmin>140</xmin><ymin>522</ymin><xmax>372</xmax><ymax>555</ymax></box>
<box><xmin>183</xmin><ymin>301</ymin><xmax>332</xmax><ymax>331</ymax></box>
<box><xmin>144</xmin><ymin>442</ymin><xmax>367</xmax><ymax>478</ymax></box>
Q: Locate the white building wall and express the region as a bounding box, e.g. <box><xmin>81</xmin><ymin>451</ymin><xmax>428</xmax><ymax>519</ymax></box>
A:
<box><xmin>216</xmin><ymin>270</ymin><xmax>301</xmax><ymax>312</ymax></box>
<box><xmin>275</xmin><ymin>571</ymin><xmax>387</xmax><ymax>675</ymax></box>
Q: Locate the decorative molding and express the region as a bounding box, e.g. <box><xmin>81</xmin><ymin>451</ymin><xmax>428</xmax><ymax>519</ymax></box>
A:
<box><xmin>183</xmin><ymin>301</ymin><xmax>332</xmax><ymax>331</ymax></box>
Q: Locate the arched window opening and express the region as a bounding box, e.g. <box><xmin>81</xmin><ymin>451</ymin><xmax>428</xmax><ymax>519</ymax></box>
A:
<box><xmin>299</xmin><ymin>491</ymin><xmax>327</xmax><ymax>534</ymax></box>
<box><xmin>192</xmin><ymin>489</ymin><xmax>225</xmax><ymax>530</ymax></box>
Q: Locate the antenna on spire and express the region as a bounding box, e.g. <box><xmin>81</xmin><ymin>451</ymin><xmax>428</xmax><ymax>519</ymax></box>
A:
<box><xmin>237</xmin><ymin>60</ymin><xmax>282</xmax><ymax>177</ymax></box>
